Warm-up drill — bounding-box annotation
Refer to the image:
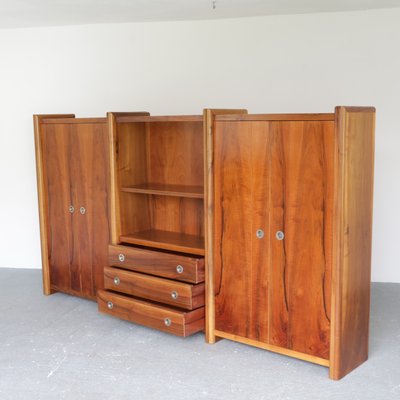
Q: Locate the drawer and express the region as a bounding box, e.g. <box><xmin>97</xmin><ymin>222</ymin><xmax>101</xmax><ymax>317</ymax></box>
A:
<box><xmin>109</xmin><ymin>244</ymin><xmax>205</xmax><ymax>284</ymax></box>
<box><xmin>104</xmin><ymin>267</ymin><xmax>205</xmax><ymax>310</ymax></box>
<box><xmin>98</xmin><ymin>290</ymin><xmax>205</xmax><ymax>337</ymax></box>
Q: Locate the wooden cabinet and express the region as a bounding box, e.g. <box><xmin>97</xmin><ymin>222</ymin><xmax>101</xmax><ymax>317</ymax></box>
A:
<box><xmin>34</xmin><ymin>115</ymin><xmax>110</xmax><ymax>299</ymax></box>
<box><xmin>97</xmin><ymin>113</ymin><xmax>207</xmax><ymax>336</ymax></box>
<box><xmin>205</xmin><ymin>107</ymin><xmax>375</xmax><ymax>379</ymax></box>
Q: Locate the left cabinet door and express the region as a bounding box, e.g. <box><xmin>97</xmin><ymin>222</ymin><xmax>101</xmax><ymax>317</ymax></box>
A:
<box><xmin>40</xmin><ymin>122</ymin><xmax>74</xmax><ymax>293</ymax></box>
<box><xmin>35</xmin><ymin>116</ymin><xmax>109</xmax><ymax>299</ymax></box>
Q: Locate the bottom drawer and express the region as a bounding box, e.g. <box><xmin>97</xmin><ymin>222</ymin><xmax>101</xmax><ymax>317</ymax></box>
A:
<box><xmin>98</xmin><ymin>290</ymin><xmax>205</xmax><ymax>337</ymax></box>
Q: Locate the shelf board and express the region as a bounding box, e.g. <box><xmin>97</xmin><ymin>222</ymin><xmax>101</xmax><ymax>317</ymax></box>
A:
<box><xmin>120</xmin><ymin>230</ymin><xmax>205</xmax><ymax>256</ymax></box>
<box><xmin>120</xmin><ymin>183</ymin><xmax>204</xmax><ymax>199</ymax></box>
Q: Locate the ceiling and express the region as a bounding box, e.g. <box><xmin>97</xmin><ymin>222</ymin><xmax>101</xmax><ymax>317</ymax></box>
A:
<box><xmin>1</xmin><ymin>0</ymin><xmax>400</xmax><ymax>29</ymax></box>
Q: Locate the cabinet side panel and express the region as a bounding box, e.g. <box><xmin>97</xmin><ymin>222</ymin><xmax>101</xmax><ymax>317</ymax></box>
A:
<box><xmin>330</xmin><ymin>107</ymin><xmax>375</xmax><ymax>379</ymax></box>
<box><xmin>269</xmin><ymin>121</ymin><xmax>334</xmax><ymax>360</ymax></box>
<box><xmin>41</xmin><ymin>124</ymin><xmax>73</xmax><ymax>292</ymax></box>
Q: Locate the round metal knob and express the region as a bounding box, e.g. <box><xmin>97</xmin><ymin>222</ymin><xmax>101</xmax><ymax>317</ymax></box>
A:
<box><xmin>118</xmin><ymin>254</ymin><xmax>125</xmax><ymax>262</ymax></box>
<box><xmin>80</xmin><ymin>207</ymin><xmax>86</xmax><ymax>215</ymax></box>
<box><xmin>113</xmin><ymin>276</ymin><xmax>120</xmax><ymax>286</ymax></box>
<box><xmin>68</xmin><ymin>205</ymin><xmax>75</xmax><ymax>213</ymax></box>
<box><xmin>256</xmin><ymin>229</ymin><xmax>264</xmax><ymax>239</ymax></box>
<box><xmin>176</xmin><ymin>265</ymin><xmax>184</xmax><ymax>274</ymax></box>
<box><xmin>107</xmin><ymin>301</ymin><xmax>113</xmax><ymax>310</ymax></box>
<box><xmin>164</xmin><ymin>318</ymin><xmax>172</xmax><ymax>327</ymax></box>
<box><xmin>171</xmin><ymin>291</ymin><xmax>178</xmax><ymax>300</ymax></box>
<box><xmin>276</xmin><ymin>231</ymin><xmax>285</xmax><ymax>240</ymax></box>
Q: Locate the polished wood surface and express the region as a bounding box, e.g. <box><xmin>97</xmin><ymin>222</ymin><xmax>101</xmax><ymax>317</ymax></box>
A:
<box><xmin>110</xmin><ymin>116</ymin><xmax>204</xmax><ymax>253</ymax></box>
<box><xmin>215</xmin><ymin>114</ymin><xmax>335</xmax><ymax>121</ymax></box>
<box><xmin>214</xmin><ymin>330</ymin><xmax>330</xmax><ymax>367</ymax></box>
<box><xmin>203</xmin><ymin>109</ymin><xmax>248</xmax><ymax>344</ymax></box>
<box><xmin>109</xmin><ymin>244</ymin><xmax>205</xmax><ymax>283</ymax></box>
<box><xmin>269</xmin><ymin>120</ymin><xmax>334</xmax><ymax>359</ymax></box>
<box><xmin>104</xmin><ymin>267</ymin><xmax>205</xmax><ymax>310</ymax></box>
<box><xmin>116</xmin><ymin>115</ymin><xmax>203</xmax><ymax>123</ymax></box>
<box><xmin>120</xmin><ymin>229</ymin><xmax>205</xmax><ymax>255</ymax></box>
<box><xmin>108</xmin><ymin>112</ymin><xmax>150</xmax><ymax>245</ymax></box>
<box><xmin>330</xmin><ymin>106</ymin><xmax>375</xmax><ymax>379</ymax></box>
<box><xmin>120</xmin><ymin>183</ymin><xmax>204</xmax><ymax>198</ymax></box>
<box><xmin>34</xmin><ymin>114</ymin><xmax>75</xmax><ymax>295</ymax></box>
<box><xmin>98</xmin><ymin>290</ymin><xmax>205</xmax><ymax>337</ymax></box>
<box><xmin>35</xmin><ymin>115</ymin><xmax>110</xmax><ymax>300</ymax></box>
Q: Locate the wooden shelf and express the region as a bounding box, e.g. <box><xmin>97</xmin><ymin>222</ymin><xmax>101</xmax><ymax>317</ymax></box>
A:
<box><xmin>120</xmin><ymin>183</ymin><xmax>204</xmax><ymax>199</ymax></box>
<box><xmin>120</xmin><ymin>230</ymin><xmax>205</xmax><ymax>256</ymax></box>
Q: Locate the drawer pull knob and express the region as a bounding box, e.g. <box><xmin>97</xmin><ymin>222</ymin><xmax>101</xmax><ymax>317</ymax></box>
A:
<box><xmin>256</xmin><ymin>229</ymin><xmax>264</xmax><ymax>239</ymax></box>
<box><xmin>118</xmin><ymin>253</ymin><xmax>125</xmax><ymax>262</ymax></box>
<box><xmin>68</xmin><ymin>205</ymin><xmax>75</xmax><ymax>213</ymax></box>
<box><xmin>176</xmin><ymin>265</ymin><xmax>184</xmax><ymax>274</ymax></box>
<box><xmin>171</xmin><ymin>291</ymin><xmax>178</xmax><ymax>300</ymax></box>
<box><xmin>113</xmin><ymin>276</ymin><xmax>120</xmax><ymax>286</ymax></box>
<box><xmin>164</xmin><ymin>318</ymin><xmax>172</xmax><ymax>327</ymax></box>
<box><xmin>276</xmin><ymin>231</ymin><xmax>285</xmax><ymax>240</ymax></box>
<box><xmin>80</xmin><ymin>206</ymin><xmax>86</xmax><ymax>215</ymax></box>
<box><xmin>107</xmin><ymin>301</ymin><xmax>114</xmax><ymax>310</ymax></box>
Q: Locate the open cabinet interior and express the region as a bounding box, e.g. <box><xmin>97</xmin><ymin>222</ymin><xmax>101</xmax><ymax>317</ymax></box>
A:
<box><xmin>114</xmin><ymin>116</ymin><xmax>205</xmax><ymax>255</ymax></box>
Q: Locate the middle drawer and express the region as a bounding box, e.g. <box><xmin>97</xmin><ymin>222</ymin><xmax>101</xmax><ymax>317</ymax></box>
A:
<box><xmin>104</xmin><ymin>266</ymin><xmax>205</xmax><ymax>310</ymax></box>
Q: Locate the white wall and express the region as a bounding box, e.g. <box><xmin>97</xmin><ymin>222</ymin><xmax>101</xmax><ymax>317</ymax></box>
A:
<box><xmin>0</xmin><ymin>8</ymin><xmax>399</xmax><ymax>282</ymax></box>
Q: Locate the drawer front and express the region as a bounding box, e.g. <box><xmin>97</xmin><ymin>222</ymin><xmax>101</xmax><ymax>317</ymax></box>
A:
<box><xmin>98</xmin><ymin>290</ymin><xmax>205</xmax><ymax>337</ymax></box>
<box><xmin>104</xmin><ymin>267</ymin><xmax>205</xmax><ymax>310</ymax></box>
<box><xmin>109</xmin><ymin>245</ymin><xmax>205</xmax><ymax>283</ymax></box>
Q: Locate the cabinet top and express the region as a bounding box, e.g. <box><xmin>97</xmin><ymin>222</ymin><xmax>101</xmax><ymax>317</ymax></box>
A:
<box><xmin>215</xmin><ymin>113</ymin><xmax>335</xmax><ymax>122</ymax></box>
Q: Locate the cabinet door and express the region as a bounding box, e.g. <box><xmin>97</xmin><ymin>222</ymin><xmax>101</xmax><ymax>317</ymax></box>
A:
<box><xmin>269</xmin><ymin>121</ymin><xmax>334</xmax><ymax>359</ymax></box>
<box><xmin>42</xmin><ymin>124</ymin><xmax>73</xmax><ymax>292</ymax></box>
<box><xmin>70</xmin><ymin>123</ymin><xmax>109</xmax><ymax>298</ymax></box>
<box><xmin>213</xmin><ymin>121</ymin><xmax>270</xmax><ymax>341</ymax></box>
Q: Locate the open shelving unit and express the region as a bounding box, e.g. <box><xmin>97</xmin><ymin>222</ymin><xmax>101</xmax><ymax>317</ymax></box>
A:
<box><xmin>109</xmin><ymin>113</ymin><xmax>205</xmax><ymax>255</ymax></box>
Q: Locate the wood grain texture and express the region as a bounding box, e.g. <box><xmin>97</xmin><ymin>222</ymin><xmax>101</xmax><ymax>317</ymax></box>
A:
<box><xmin>330</xmin><ymin>106</ymin><xmax>375</xmax><ymax>380</ymax></box>
<box><xmin>215</xmin><ymin>114</ymin><xmax>335</xmax><ymax>121</ymax></box>
<box><xmin>203</xmin><ymin>109</ymin><xmax>248</xmax><ymax>344</ymax></box>
<box><xmin>269</xmin><ymin>121</ymin><xmax>334</xmax><ymax>360</ymax></box>
<box><xmin>41</xmin><ymin>122</ymin><xmax>74</xmax><ymax>294</ymax></box>
<box><xmin>109</xmin><ymin>244</ymin><xmax>205</xmax><ymax>283</ymax></box>
<box><xmin>108</xmin><ymin>112</ymin><xmax>150</xmax><ymax>245</ymax></box>
<box><xmin>98</xmin><ymin>290</ymin><xmax>205</xmax><ymax>337</ymax></box>
<box><xmin>104</xmin><ymin>267</ymin><xmax>205</xmax><ymax>310</ymax></box>
<box><xmin>214</xmin><ymin>330</ymin><xmax>330</xmax><ymax>367</ymax></box>
<box><xmin>35</xmin><ymin>116</ymin><xmax>110</xmax><ymax>300</ymax></box>
<box><xmin>120</xmin><ymin>183</ymin><xmax>204</xmax><ymax>198</ymax></box>
<box><xmin>34</xmin><ymin>114</ymin><xmax>75</xmax><ymax>295</ymax></box>
<box><xmin>116</xmin><ymin>115</ymin><xmax>203</xmax><ymax>123</ymax></box>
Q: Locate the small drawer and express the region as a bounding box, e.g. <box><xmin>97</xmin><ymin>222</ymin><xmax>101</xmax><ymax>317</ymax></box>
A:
<box><xmin>104</xmin><ymin>267</ymin><xmax>205</xmax><ymax>310</ymax></box>
<box><xmin>98</xmin><ymin>290</ymin><xmax>205</xmax><ymax>337</ymax></box>
<box><xmin>109</xmin><ymin>244</ymin><xmax>205</xmax><ymax>284</ymax></box>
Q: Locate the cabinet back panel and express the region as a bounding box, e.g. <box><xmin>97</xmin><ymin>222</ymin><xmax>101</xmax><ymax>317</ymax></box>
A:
<box><xmin>42</xmin><ymin>124</ymin><xmax>73</xmax><ymax>292</ymax></box>
<box><xmin>147</xmin><ymin>122</ymin><xmax>204</xmax><ymax>187</ymax></box>
<box><xmin>149</xmin><ymin>196</ymin><xmax>204</xmax><ymax>237</ymax></box>
<box><xmin>117</xmin><ymin>122</ymin><xmax>148</xmax><ymax>187</ymax></box>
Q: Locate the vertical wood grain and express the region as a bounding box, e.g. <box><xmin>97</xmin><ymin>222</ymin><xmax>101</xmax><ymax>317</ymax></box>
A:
<box><xmin>41</xmin><ymin>123</ymin><xmax>73</xmax><ymax>293</ymax></box>
<box><xmin>204</xmin><ymin>109</ymin><xmax>248</xmax><ymax>343</ymax></box>
<box><xmin>269</xmin><ymin>121</ymin><xmax>334</xmax><ymax>359</ymax></box>
<box><xmin>34</xmin><ymin>114</ymin><xmax>75</xmax><ymax>294</ymax></box>
<box><xmin>330</xmin><ymin>106</ymin><xmax>375</xmax><ymax>379</ymax></box>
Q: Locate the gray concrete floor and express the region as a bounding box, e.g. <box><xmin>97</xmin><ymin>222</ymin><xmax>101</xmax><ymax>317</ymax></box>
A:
<box><xmin>0</xmin><ymin>268</ymin><xmax>399</xmax><ymax>400</ymax></box>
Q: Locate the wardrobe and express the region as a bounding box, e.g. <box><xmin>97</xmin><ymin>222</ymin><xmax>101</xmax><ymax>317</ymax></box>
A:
<box><xmin>34</xmin><ymin>106</ymin><xmax>375</xmax><ymax>379</ymax></box>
